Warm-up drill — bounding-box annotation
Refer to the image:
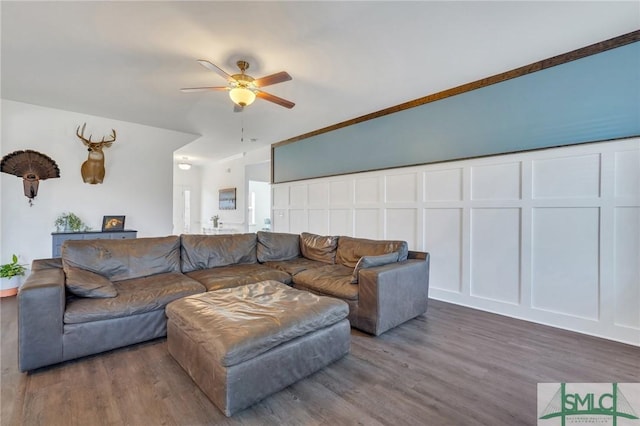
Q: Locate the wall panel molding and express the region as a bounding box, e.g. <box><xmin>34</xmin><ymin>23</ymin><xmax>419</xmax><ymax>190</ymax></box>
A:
<box><xmin>272</xmin><ymin>138</ymin><xmax>640</xmax><ymax>345</ymax></box>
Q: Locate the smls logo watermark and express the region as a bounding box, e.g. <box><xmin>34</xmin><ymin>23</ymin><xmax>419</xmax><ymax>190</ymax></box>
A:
<box><xmin>538</xmin><ymin>383</ymin><xmax>640</xmax><ymax>426</ymax></box>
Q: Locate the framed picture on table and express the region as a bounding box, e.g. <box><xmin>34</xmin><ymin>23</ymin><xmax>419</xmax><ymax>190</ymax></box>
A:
<box><xmin>102</xmin><ymin>215</ymin><xmax>125</xmax><ymax>231</ymax></box>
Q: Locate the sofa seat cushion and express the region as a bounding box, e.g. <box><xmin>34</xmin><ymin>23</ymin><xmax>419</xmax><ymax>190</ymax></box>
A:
<box><xmin>336</xmin><ymin>236</ymin><xmax>408</xmax><ymax>268</ymax></box>
<box><xmin>292</xmin><ymin>264</ymin><xmax>358</xmax><ymax>301</ymax></box>
<box><xmin>263</xmin><ymin>257</ymin><xmax>327</xmax><ymax>276</ymax></box>
<box><xmin>185</xmin><ymin>264</ymin><xmax>291</xmax><ymax>292</ymax></box>
<box><xmin>165</xmin><ymin>280</ymin><xmax>349</xmax><ymax>367</ymax></box>
<box><xmin>64</xmin><ymin>272</ymin><xmax>205</xmax><ymax>324</ymax></box>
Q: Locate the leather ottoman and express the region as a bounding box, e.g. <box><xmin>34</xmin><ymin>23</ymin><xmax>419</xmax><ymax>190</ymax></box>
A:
<box><xmin>165</xmin><ymin>280</ymin><xmax>351</xmax><ymax>416</ymax></box>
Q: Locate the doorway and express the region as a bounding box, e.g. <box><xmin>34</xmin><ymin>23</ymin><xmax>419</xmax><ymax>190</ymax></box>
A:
<box><xmin>245</xmin><ymin>162</ymin><xmax>271</xmax><ymax>233</ymax></box>
<box><xmin>247</xmin><ymin>180</ymin><xmax>271</xmax><ymax>233</ymax></box>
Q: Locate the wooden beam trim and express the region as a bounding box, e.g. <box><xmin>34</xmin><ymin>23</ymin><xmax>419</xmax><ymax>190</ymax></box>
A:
<box><xmin>272</xmin><ymin>30</ymin><xmax>640</xmax><ymax>149</ymax></box>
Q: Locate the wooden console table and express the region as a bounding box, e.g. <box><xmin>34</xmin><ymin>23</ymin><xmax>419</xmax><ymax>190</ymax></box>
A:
<box><xmin>51</xmin><ymin>230</ymin><xmax>137</xmax><ymax>257</ymax></box>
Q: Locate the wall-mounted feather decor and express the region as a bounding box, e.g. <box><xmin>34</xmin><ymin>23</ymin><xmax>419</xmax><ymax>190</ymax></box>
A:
<box><xmin>1</xmin><ymin>150</ymin><xmax>61</xmax><ymax>206</ymax></box>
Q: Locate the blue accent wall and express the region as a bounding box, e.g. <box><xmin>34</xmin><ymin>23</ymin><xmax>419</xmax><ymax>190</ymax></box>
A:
<box><xmin>273</xmin><ymin>41</ymin><xmax>640</xmax><ymax>183</ymax></box>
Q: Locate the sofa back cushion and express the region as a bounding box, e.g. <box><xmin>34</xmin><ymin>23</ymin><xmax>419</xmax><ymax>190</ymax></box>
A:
<box><xmin>256</xmin><ymin>231</ymin><xmax>300</xmax><ymax>263</ymax></box>
<box><xmin>61</xmin><ymin>235</ymin><xmax>181</xmax><ymax>282</ymax></box>
<box><xmin>336</xmin><ymin>236</ymin><xmax>408</xmax><ymax>268</ymax></box>
<box><xmin>300</xmin><ymin>232</ymin><xmax>338</xmax><ymax>264</ymax></box>
<box><xmin>181</xmin><ymin>233</ymin><xmax>257</xmax><ymax>273</ymax></box>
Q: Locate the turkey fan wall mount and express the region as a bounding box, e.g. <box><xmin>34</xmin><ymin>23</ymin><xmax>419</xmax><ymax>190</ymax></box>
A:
<box><xmin>1</xmin><ymin>150</ymin><xmax>61</xmax><ymax>206</ymax></box>
<box><xmin>181</xmin><ymin>60</ymin><xmax>295</xmax><ymax>111</ymax></box>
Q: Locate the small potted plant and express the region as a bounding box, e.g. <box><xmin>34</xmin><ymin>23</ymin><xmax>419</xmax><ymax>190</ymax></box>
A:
<box><xmin>0</xmin><ymin>254</ymin><xmax>27</xmax><ymax>289</ymax></box>
<box><xmin>54</xmin><ymin>212</ymin><xmax>90</xmax><ymax>232</ymax></box>
<box><xmin>211</xmin><ymin>215</ymin><xmax>220</xmax><ymax>228</ymax></box>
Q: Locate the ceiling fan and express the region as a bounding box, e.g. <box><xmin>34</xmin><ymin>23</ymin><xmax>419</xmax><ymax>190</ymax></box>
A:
<box><xmin>181</xmin><ymin>60</ymin><xmax>295</xmax><ymax>111</ymax></box>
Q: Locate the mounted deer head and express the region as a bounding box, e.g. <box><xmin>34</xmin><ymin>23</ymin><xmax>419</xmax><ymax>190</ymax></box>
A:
<box><xmin>76</xmin><ymin>123</ymin><xmax>116</xmax><ymax>184</ymax></box>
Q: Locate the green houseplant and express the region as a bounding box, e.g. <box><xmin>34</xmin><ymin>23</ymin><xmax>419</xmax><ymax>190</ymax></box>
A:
<box><xmin>0</xmin><ymin>254</ymin><xmax>27</xmax><ymax>281</ymax></box>
<box><xmin>54</xmin><ymin>212</ymin><xmax>90</xmax><ymax>232</ymax></box>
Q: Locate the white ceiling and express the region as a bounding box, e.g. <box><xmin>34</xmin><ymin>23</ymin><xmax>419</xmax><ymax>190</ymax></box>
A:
<box><xmin>2</xmin><ymin>1</ymin><xmax>638</xmax><ymax>165</ymax></box>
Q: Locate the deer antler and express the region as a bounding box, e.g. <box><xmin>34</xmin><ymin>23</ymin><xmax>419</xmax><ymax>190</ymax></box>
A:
<box><xmin>76</xmin><ymin>123</ymin><xmax>91</xmax><ymax>146</ymax></box>
<box><xmin>76</xmin><ymin>123</ymin><xmax>117</xmax><ymax>145</ymax></box>
<box><xmin>101</xmin><ymin>129</ymin><xmax>116</xmax><ymax>144</ymax></box>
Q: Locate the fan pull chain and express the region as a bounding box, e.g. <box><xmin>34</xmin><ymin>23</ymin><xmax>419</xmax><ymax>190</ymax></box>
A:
<box><xmin>241</xmin><ymin>115</ymin><xmax>244</xmax><ymax>143</ymax></box>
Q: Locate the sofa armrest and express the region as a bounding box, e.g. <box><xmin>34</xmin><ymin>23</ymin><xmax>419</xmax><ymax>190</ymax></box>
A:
<box><xmin>357</xmin><ymin>253</ymin><xmax>430</xmax><ymax>336</ymax></box>
<box><xmin>408</xmin><ymin>250</ymin><xmax>428</xmax><ymax>260</ymax></box>
<box><xmin>18</xmin><ymin>264</ymin><xmax>66</xmax><ymax>371</ymax></box>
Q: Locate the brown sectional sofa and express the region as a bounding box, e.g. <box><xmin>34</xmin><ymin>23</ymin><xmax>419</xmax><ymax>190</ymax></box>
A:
<box><xmin>18</xmin><ymin>231</ymin><xmax>430</xmax><ymax>372</ymax></box>
<box><xmin>180</xmin><ymin>233</ymin><xmax>292</xmax><ymax>290</ymax></box>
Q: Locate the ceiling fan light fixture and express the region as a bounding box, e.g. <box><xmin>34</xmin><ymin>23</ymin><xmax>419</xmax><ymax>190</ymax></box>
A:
<box><xmin>229</xmin><ymin>87</ymin><xmax>256</xmax><ymax>107</ymax></box>
<box><xmin>182</xmin><ymin>59</ymin><xmax>293</xmax><ymax>109</ymax></box>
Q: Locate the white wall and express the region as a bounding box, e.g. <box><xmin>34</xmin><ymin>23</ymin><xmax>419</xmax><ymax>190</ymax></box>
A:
<box><xmin>272</xmin><ymin>138</ymin><xmax>640</xmax><ymax>346</ymax></box>
<box><xmin>200</xmin><ymin>147</ymin><xmax>270</xmax><ymax>232</ymax></box>
<box><xmin>0</xmin><ymin>100</ymin><xmax>198</xmax><ymax>289</ymax></box>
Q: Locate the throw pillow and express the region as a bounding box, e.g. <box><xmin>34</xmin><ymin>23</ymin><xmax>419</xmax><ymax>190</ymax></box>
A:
<box><xmin>65</xmin><ymin>266</ymin><xmax>118</xmax><ymax>298</ymax></box>
<box><xmin>300</xmin><ymin>232</ymin><xmax>339</xmax><ymax>264</ymax></box>
<box><xmin>351</xmin><ymin>251</ymin><xmax>400</xmax><ymax>284</ymax></box>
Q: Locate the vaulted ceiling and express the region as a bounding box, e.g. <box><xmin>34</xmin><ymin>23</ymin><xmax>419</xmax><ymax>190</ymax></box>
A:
<box><xmin>2</xmin><ymin>2</ymin><xmax>638</xmax><ymax>165</ymax></box>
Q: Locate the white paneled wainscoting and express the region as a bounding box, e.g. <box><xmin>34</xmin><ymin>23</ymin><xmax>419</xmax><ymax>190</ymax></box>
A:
<box><xmin>272</xmin><ymin>138</ymin><xmax>640</xmax><ymax>346</ymax></box>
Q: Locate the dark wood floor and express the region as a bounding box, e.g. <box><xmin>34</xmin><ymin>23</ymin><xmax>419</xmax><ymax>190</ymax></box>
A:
<box><xmin>1</xmin><ymin>296</ymin><xmax>638</xmax><ymax>426</ymax></box>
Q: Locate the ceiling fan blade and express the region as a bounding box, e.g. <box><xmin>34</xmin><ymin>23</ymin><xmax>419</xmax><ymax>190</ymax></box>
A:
<box><xmin>180</xmin><ymin>86</ymin><xmax>228</xmax><ymax>93</ymax></box>
<box><xmin>253</xmin><ymin>71</ymin><xmax>292</xmax><ymax>88</ymax></box>
<box><xmin>256</xmin><ymin>90</ymin><xmax>295</xmax><ymax>109</ymax></box>
<box><xmin>197</xmin><ymin>60</ymin><xmax>233</xmax><ymax>80</ymax></box>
